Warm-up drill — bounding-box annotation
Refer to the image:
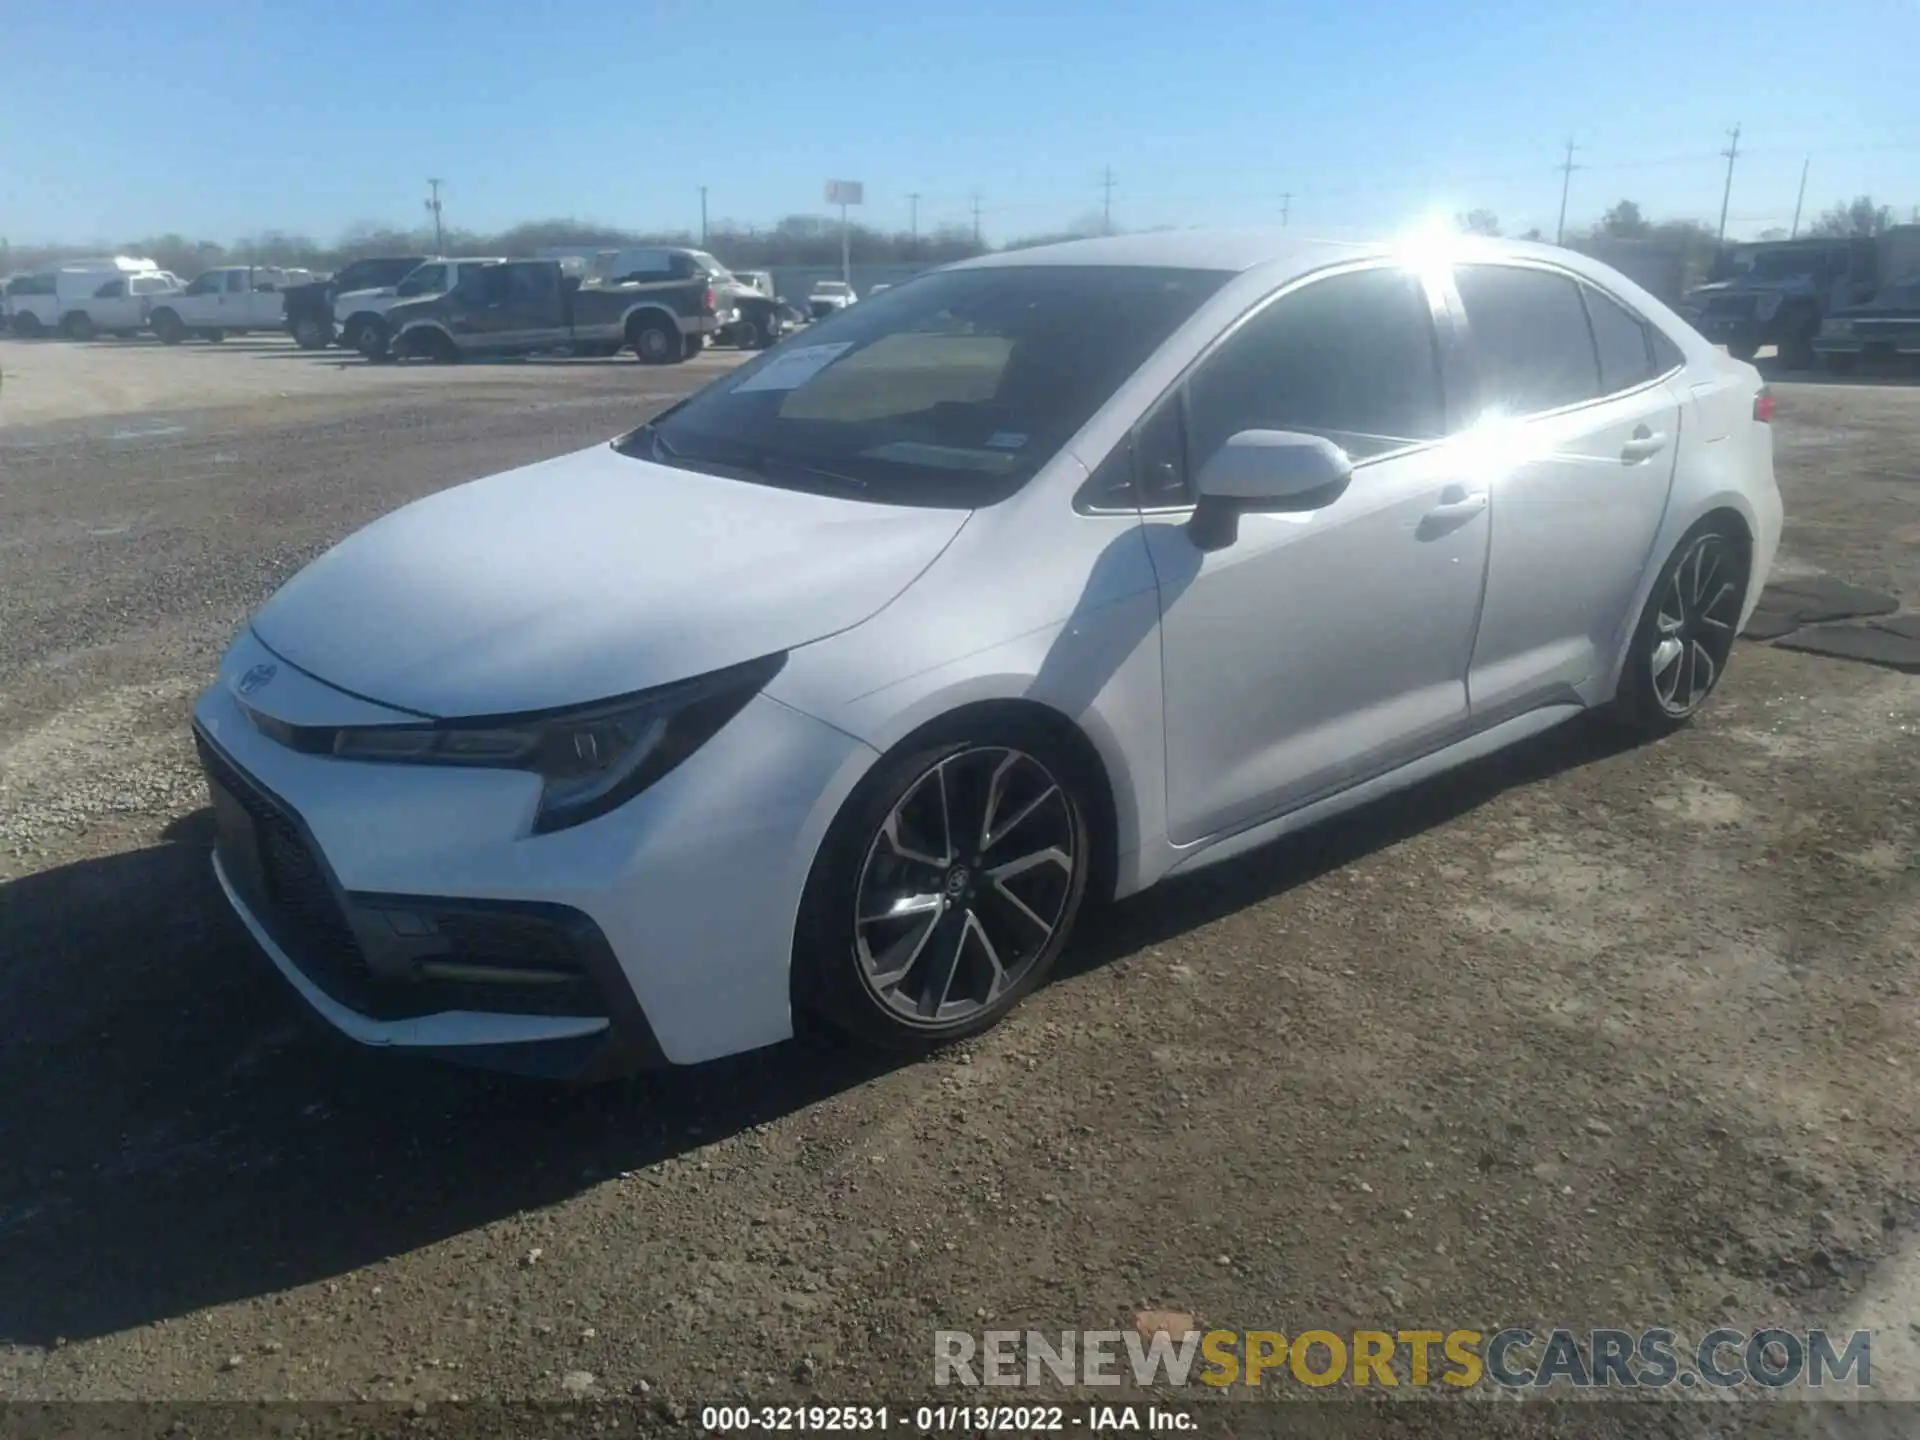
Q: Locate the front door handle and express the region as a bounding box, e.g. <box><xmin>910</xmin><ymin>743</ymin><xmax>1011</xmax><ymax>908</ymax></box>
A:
<box><xmin>1425</xmin><ymin>487</ymin><xmax>1489</xmax><ymax>523</ymax></box>
<box><xmin>1621</xmin><ymin>426</ymin><xmax>1668</xmax><ymax>464</ymax></box>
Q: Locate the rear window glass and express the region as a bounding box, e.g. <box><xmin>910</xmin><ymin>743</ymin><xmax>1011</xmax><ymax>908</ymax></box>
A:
<box><xmin>1583</xmin><ymin>285</ymin><xmax>1656</xmax><ymax>394</ymax></box>
<box><xmin>1455</xmin><ymin>265</ymin><xmax>1602</xmax><ymax>416</ymax></box>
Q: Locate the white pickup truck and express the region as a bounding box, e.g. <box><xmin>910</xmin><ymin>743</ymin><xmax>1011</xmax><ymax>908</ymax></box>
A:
<box><xmin>148</xmin><ymin>266</ymin><xmax>308</xmax><ymax>344</ymax></box>
<box><xmin>335</xmin><ymin>257</ymin><xmax>505</xmax><ymax>358</ymax></box>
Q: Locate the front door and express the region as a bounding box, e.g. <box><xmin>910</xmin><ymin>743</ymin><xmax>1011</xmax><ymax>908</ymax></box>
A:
<box><xmin>1142</xmin><ymin>263</ymin><xmax>1489</xmax><ymax>845</ymax></box>
<box><xmin>1444</xmin><ymin>263</ymin><xmax>1683</xmax><ymax>715</ymax></box>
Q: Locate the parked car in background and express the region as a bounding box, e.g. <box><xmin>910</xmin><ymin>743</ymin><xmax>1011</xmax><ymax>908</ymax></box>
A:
<box><xmin>1814</xmin><ymin>277</ymin><xmax>1920</xmax><ymax>371</ymax></box>
<box><xmin>335</xmin><ymin>257</ymin><xmax>504</xmax><ymax>359</ymax></box>
<box><xmin>731</xmin><ymin>269</ymin><xmax>776</xmax><ymax>298</ymax></box>
<box><xmin>384</xmin><ymin>257</ymin><xmax>722</xmax><ymax>364</ymax></box>
<box><xmin>807</xmin><ymin>279</ymin><xmax>857</xmax><ymax>319</ymax></box>
<box><xmin>283</xmin><ymin>255</ymin><xmax>430</xmax><ymax>350</ymax></box>
<box><xmin>190</xmin><ymin>231</ymin><xmax>1780</xmax><ymax>1079</ymax></box>
<box><xmin>77</xmin><ymin>270</ymin><xmax>186</xmax><ymax>337</ymax></box>
<box><xmin>7</xmin><ymin>256</ymin><xmax>175</xmax><ymax>338</ymax></box>
<box><xmin>149</xmin><ymin>266</ymin><xmax>302</xmax><ymax>344</ymax></box>
<box><xmin>1679</xmin><ymin>238</ymin><xmax>1876</xmax><ymax>368</ymax></box>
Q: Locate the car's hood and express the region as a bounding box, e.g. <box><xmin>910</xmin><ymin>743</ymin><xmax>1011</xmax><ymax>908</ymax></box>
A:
<box><xmin>249</xmin><ymin>444</ymin><xmax>969</xmax><ymax>718</ymax></box>
<box><xmin>336</xmin><ymin>285</ymin><xmax>399</xmax><ymax>304</ymax></box>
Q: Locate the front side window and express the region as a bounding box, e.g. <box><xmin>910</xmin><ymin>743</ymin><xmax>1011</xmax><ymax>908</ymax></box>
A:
<box><xmin>632</xmin><ymin>264</ymin><xmax>1230</xmax><ymax>507</ymax></box>
<box><xmin>397</xmin><ymin>264</ymin><xmax>448</xmax><ymax>297</ymax></box>
<box><xmin>1583</xmin><ymin>284</ymin><xmax>1656</xmax><ymax>394</ymax></box>
<box><xmin>1186</xmin><ymin>265</ymin><xmax>1445</xmax><ymax>467</ymax></box>
<box><xmin>506</xmin><ymin>264</ymin><xmax>555</xmax><ymax>307</ymax></box>
<box><xmin>1455</xmin><ymin>265</ymin><xmax>1601</xmax><ymax>417</ymax></box>
<box><xmin>226</xmin><ymin>271</ymin><xmax>250</xmax><ymax>293</ymax></box>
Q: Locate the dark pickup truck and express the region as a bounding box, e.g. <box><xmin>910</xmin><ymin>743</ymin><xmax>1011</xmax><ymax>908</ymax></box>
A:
<box><xmin>1813</xmin><ymin>277</ymin><xmax>1920</xmax><ymax>372</ymax></box>
<box><xmin>283</xmin><ymin>255</ymin><xmax>430</xmax><ymax>349</ymax></box>
<box><xmin>383</xmin><ymin>257</ymin><xmax>721</xmax><ymax>364</ymax></box>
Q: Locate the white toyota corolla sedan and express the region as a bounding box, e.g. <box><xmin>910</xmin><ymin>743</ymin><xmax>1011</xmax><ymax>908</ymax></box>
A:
<box><xmin>192</xmin><ymin>230</ymin><xmax>1781</xmax><ymax>1080</ymax></box>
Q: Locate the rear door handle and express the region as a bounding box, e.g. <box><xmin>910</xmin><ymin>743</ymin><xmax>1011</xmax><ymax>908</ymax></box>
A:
<box><xmin>1621</xmin><ymin>427</ymin><xmax>1668</xmax><ymax>463</ymax></box>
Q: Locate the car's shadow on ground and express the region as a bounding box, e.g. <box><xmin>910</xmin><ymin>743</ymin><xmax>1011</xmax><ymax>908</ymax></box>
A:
<box><xmin>0</xmin><ymin>713</ymin><xmax>1642</xmax><ymax>1347</ymax></box>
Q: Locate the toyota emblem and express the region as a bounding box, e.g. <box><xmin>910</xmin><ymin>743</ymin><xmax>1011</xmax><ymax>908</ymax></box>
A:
<box><xmin>237</xmin><ymin>663</ymin><xmax>278</xmax><ymax>696</ymax></box>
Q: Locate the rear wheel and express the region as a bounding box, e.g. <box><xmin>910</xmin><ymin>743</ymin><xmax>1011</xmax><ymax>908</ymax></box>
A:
<box><xmin>292</xmin><ymin>315</ymin><xmax>333</xmax><ymax>350</ymax></box>
<box><xmin>13</xmin><ymin>312</ymin><xmax>45</xmax><ymax>339</ymax></box>
<box><xmin>423</xmin><ymin>329</ymin><xmax>459</xmax><ymax>364</ymax></box>
<box><xmin>348</xmin><ymin>317</ymin><xmax>388</xmax><ymax>360</ymax></box>
<box><xmin>61</xmin><ymin>311</ymin><xmax>96</xmax><ymax>341</ymax></box>
<box><xmin>629</xmin><ymin>314</ymin><xmax>678</xmax><ymax>365</ymax></box>
<box><xmin>1607</xmin><ymin>521</ymin><xmax>1749</xmax><ymax>735</ymax></box>
<box><xmin>793</xmin><ymin>724</ymin><xmax>1096</xmax><ymax>1053</ymax></box>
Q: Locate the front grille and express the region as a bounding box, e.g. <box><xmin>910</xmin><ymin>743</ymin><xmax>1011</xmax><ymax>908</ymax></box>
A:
<box><xmin>196</xmin><ymin>729</ymin><xmax>613</xmax><ymax>1024</ymax></box>
<box><xmin>196</xmin><ymin>731</ymin><xmax>376</xmax><ymax>1007</ymax></box>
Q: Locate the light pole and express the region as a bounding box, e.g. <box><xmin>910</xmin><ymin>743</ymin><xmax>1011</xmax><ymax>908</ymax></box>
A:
<box><xmin>426</xmin><ymin>178</ymin><xmax>445</xmax><ymax>254</ymax></box>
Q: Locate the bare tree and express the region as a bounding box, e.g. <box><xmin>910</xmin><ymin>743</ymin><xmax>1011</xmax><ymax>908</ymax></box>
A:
<box><xmin>1805</xmin><ymin>195</ymin><xmax>1894</xmax><ymax>238</ymax></box>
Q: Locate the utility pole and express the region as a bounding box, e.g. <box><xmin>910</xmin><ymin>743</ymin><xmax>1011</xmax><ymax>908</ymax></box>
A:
<box><xmin>425</xmin><ymin>178</ymin><xmax>445</xmax><ymax>254</ymax></box>
<box><xmin>1100</xmin><ymin>166</ymin><xmax>1116</xmax><ymax>234</ymax></box>
<box><xmin>1716</xmin><ymin>123</ymin><xmax>1741</xmax><ymax>243</ymax></box>
<box><xmin>1280</xmin><ymin>192</ymin><xmax>1291</xmax><ymax>228</ymax></box>
<box><xmin>1554</xmin><ymin>138</ymin><xmax>1580</xmax><ymax>245</ymax></box>
<box><xmin>1789</xmin><ymin>155</ymin><xmax>1810</xmax><ymax>238</ymax></box>
<box><xmin>970</xmin><ymin>190</ymin><xmax>983</xmax><ymax>249</ymax></box>
<box><xmin>907</xmin><ymin>192</ymin><xmax>921</xmax><ymax>254</ymax></box>
<box><xmin>699</xmin><ymin>186</ymin><xmax>709</xmax><ymax>246</ymax></box>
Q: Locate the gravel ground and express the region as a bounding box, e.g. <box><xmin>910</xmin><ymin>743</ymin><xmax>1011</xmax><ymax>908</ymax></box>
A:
<box><xmin>0</xmin><ymin>341</ymin><xmax>1915</xmax><ymax>1434</ymax></box>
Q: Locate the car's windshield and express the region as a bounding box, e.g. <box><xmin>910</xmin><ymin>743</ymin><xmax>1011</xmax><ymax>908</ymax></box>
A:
<box><xmin>1745</xmin><ymin>249</ymin><xmax>1826</xmax><ymax>280</ymax></box>
<box><xmin>629</xmin><ymin>264</ymin><xmax>1229</xmax><ymax>507</ymax></box>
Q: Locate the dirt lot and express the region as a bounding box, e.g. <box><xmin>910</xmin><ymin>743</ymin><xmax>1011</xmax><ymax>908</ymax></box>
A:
<box><xmin>0</xmin><ymin>337</ymin><xmax>1916</xmax><ymax>1431</ymax></box>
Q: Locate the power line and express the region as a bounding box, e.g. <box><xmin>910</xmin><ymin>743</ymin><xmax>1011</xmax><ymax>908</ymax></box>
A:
<box><xmin>1716</xmin><ymin>122</ymin><xmax>1742</xmax><ymax>242</ymax></box>
<box><xmin>1554</xmin><ymin>138</ymin><xmax>1581</xmax><ymax>244</ymax></box>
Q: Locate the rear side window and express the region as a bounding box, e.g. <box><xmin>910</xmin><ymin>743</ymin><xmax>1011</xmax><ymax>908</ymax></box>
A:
<box><xmin>1649</xmin><ymin>326</ymin><xmax>1685</xmax><ymax>374</ymax></box>
<box><xmin>1186</xmin><ymin>266</ymin><xmax>1445</xmax><ymax>466</ymax></box>
<box><xmin>1582</xmin><ymin>284</ymin><xmax>1655</xmax><ymax>394</ymax></box>
<box><xmin>1455</xmin><ymin>265</ymin><xmax>1600</xmax><ymax>416</ymax></box>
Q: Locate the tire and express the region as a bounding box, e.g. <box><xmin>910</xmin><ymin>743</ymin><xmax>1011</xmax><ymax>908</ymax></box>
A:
<box><xmin>417</xmin><ymin>329</ymin><xmax>459</xmax><ymax>365</ymax></box>
<box><xmin>292</xmin><ymin>315</ymin><xmax>333</xmax><ymax>350</ymax></box>
<box><xmin>628</xmin><ymin>314</ymin><xmax>678</xmax><ymax>365</ymax></box>
<box><xmin>683</xmin><ymin>332</ymin><xmax>705</xmax><ymax>360</ymax></box>
<box><xmin>1780</xmin><ymin>326</ymin><xmax>1818</xmax><ymax>372</ymax></box>
<box><xmin>1607</xmin><ymin>519</ymin><xmax>1750</xmax><ymax>735</ymax></box>
<box><xmin>1726</xmin><ymin>339</ymin><xmax>1758</xmax><ymax>362</ymax></box>
<box><xmin>151</xmin><ymin>309</ymin><xmax>185</xmax><ymax>345</ymax></box>
<box><xmin>348</xmin><ymin>316</ymin><xmax>388</xmax><ymax>360</ymax></box>
<box><xmin>61</xmin><ymin>311</ymin><xmax>96</xmax><ymax>342</ymax></box>
<box><xmin>792</xmin><ymin>721</ymin><xmax>1097</xmax><ymax>1053</ymax></box>
<box><xmin>13</xmin><ymin>312</ymin><xmax>45</xmax><ymax>339</ymax></box>
<box><xmin>198</xmin><ymin>328</ymin><xmax>225</xmax><ymax>343</ymax></box>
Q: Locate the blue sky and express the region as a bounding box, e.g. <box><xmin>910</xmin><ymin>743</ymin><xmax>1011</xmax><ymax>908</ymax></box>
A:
<box><xmin>2</xmin><ymin>0</ymin><xmax>1915</xmax><ymax>249</ymax></box>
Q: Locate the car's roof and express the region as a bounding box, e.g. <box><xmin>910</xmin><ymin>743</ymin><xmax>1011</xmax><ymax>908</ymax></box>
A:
<box><xmin>949</xmin><ymin>228</ymin><xmax>1603</xmax><ymax>279</ymax></box>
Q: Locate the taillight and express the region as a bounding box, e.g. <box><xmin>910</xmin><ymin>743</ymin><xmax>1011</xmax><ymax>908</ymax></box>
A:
<box><xmin>1753</xmin><ymin>388</ymin><xmax>1775</xmax><ymax>423</ymax></box>
<box><xmin>704</xmin><ymin>286</ymin><xmax>715</xmax><ymax>312</ymax></box>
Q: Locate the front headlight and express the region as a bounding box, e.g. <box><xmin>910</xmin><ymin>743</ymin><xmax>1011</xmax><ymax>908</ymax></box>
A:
<box><xmin>323</xmin><ymin>652</ymin><xmax>785</xmax><ymax>833</ymax></box>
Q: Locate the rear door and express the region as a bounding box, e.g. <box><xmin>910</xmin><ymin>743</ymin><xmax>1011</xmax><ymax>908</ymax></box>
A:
<box><xmin>1444</xmin><ymin>262</ymin><xmax>1683</xmax><ymax>717</ymax></box>
<box><xmin>247</xmin><ymin>268</ymin><xmax>287</xmax><ymax>326</ymax></box>
<box><xmin>89</xmin><ymin>276</ymin><xmax>139</xmax><ymax>330</ymax></box>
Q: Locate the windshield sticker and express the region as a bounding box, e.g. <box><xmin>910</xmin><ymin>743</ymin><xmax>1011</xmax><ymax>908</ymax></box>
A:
<box><xmin>731</xmin><ymin>342</ymin><xmax>855</xmax><ymax>393</ymax></box>
<box><xmin>985</xmin><ymin>431</ymin><xmax>1029</xmax><ymax>449</ymax></box>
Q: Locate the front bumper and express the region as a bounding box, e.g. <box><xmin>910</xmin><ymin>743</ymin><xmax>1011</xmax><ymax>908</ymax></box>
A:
<box><xmin>191</xmin><ymin>633</ymin><xmax>878</xmax><ymax>1074</ymax></box>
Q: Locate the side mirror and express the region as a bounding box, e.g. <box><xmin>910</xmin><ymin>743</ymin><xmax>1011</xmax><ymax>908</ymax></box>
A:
<box><xmin>1188</xmin><ymin>430</ymin><xmax>1353</xmax><ymax>551</ymax></box>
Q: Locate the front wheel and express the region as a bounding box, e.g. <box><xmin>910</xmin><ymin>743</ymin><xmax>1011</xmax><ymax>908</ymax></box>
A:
<box><xmin>793</xmin><ymin>728</ymin><xmax>1095</xmax><ymax>1053</ymax></box>
<box><xmin>151</xmin><ymin>310</ymin><xmax>185</xmax><ymax>345</ymax></box>
<box><xmin>1607</xmin><ymin>522</ymin><xmax>1750</xmax><ymax>735</ymax></box>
